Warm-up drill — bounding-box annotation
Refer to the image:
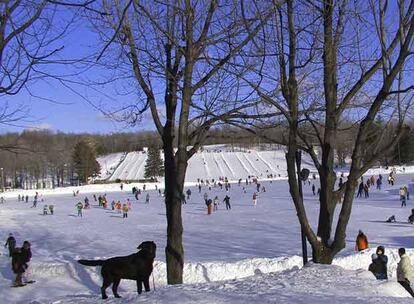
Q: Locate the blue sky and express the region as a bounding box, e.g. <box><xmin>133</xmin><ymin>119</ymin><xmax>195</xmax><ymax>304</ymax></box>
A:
<box><xmin>0</xmin><ymin>6</ymin><xmax>153</xmax><ymax>135</ymax></box>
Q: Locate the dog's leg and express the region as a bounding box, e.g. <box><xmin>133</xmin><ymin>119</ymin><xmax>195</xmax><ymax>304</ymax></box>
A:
<box><xmin>101</xmin><ymin>278</ymin><xmax>111</xmax><ymax>300</ymax></box>
<box><xmin>136</xmin><ymin>279</ymin><xmax>143</xmax><ymax>294</ymax></box>
<box><xmin>112</xmin><ymin>278</ymin><xmax>122</xmax><ymax>298</ymax></box>
<box><xmin>143</xmin><ymin>277</ymin><xmax>150</xmax><ymax>292</ymax></box>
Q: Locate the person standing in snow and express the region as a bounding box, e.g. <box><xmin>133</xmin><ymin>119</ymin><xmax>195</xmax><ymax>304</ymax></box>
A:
<box><xmin>400</xmin><ymin>187</ymin><xmax>407</xmax><ymax>207</ymax></box>
<box><xmin>48</xmin><ymin>204</ymin><xmax>54</xmax><ymax>215</ymax></box>
<box><xmin>203</xmin><ymin>192</ymin><xmax>208</xmax><ymax>204</ymax></box>
<box><xmin>252</xmin><ymin>192</ymin><xmax>258</xmax><ymax>206</ymax></box>
<box><xmin>11</xmin><ymin>240</ymin><xmax>31</xmax><ymax>286</ymax></box>
<box><xmin>122</xmin><ymin>203</ymin><xmax>129</xmax><ymax>218</ymax></box>
<box><xmin>206</xmin><ymin>198</ymin><xmax>213</xmax><ymax>215</ymax></box>
<box><xmin>376</xmin><ymin>177</ymin><xmax>382</xmax><ymax>190</ymax></box>
<box><xmin>186</xmin><ymin>189</ymin><xmax>192</xmax><ymax>200</ymax></box>
<box><xmin>369</xmin><ymin>254</ymin><xmax>384</xmax><ymax>280</ymax></box>
<box><xmin>356</xmin><ymin>182</ymin><xmax>364</xmax><ymax>198</ymax></box>
<box><xmin>375</xmin><ymin>246</ymin><xmax>388</xmax><ymax>280</ymax></box>
<box><xmin>76</xmin><ymin>201</ymin><xmax>83</xmax><ymax>217</ymax></box>
<box><xmin>397</xmin><ymin>248</ymin><xmax>414</xmax><ymax>297</ymax></box>
<box><xmin>355</xmin><ymin>230</ymin><xmax>368</xmax><ymax>251</ymax></box>
<box><xmin>223</xmin><ymin>195</ymin><xmax>231</xmax><ymax>210</ymax></box>
<box><xmin>312</xmin><ymin>184</ymin><xmax>315</xmax><ymax>195</ymax></box>
<box><xmin>43</xmin><ymin>204</ymin><xmax>48</xmax><ymax>215</ymax></box>
<box><xmin>145</xmin><ymin>193</ymin><xmax>150</xmax><ymax>204</ymax></box>
<box><xmin>213</xmin><ymin>196</ymin><xmax>219</xmax><ymax>211</ymax></box>
<box><xmin>4</xmin><ymin>233</ymin><xmax>16</xmax><ymax>257</ymax></box>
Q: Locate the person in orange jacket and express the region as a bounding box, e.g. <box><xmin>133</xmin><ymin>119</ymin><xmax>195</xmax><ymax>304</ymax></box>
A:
<box><xmin>355</xmin><ymin>230</ymin><xmax>368</xmax><ymax>251</ymax></box>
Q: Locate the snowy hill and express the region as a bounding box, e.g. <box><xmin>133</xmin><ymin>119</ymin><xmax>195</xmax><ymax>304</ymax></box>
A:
<box><xmin>97</xmin><ymin>148</ymin><xmax>317</xmax><ymax>182</ymax></box>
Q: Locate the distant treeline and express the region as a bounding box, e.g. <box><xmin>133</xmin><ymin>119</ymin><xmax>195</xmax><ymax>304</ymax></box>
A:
<box><xmin>0</xmin><ymin>127</ymin><xmax>276</xmax><ymax>189</ymax></box>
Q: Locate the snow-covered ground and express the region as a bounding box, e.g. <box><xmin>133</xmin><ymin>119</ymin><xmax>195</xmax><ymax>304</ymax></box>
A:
<box><xmin>1</xmin><ymin>163</ymin><xmax>414</xmax><ymax>303</ymax></box>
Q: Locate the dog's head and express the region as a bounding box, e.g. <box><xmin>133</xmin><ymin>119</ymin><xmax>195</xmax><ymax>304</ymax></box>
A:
<box><xmin>137</xmin><ymin>241</ymin><xmax>156</xmax><ymax>258</ymax></box>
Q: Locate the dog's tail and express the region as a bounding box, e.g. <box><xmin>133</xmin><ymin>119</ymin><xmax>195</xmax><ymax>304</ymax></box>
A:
<box><xmin>78</xmin><ymin>259</ymin><xmax>105</xmax><ymax>267</ymax></box>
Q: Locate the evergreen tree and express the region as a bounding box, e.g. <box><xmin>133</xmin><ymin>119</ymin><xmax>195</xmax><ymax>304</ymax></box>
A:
<box><xmin>144</xmin><ymin>145</ymin><xmax>164</xmax><ymax>179</ymax></box>
<box><xmin>72</xmin><ymin>140</ymin><xmax>101</xmax><ymax>183</ymax></box>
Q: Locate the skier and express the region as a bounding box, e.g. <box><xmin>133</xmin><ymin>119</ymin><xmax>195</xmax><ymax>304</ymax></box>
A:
<box><xmin>48</xmin><ymin>204</ymin><xmax>54</xmax><ymax>215</ymax></box>
<box><xmin>75</xmin><ymin>201</ymin><xmax>83</xmax><ymax>217</ymax></box>
<box><xmin>397</xmin><ymin>248</ymin><xmax>414</xmax><ymax>297</ymax></box>
<box><xmin>223</xmin><ymin>195</ymin><xmax>231</xmax><ymax>210</ymax></box>
<box><xmin>4</xmin><ymin>233</ymin><xmax>16</xmax><ymax>257</ymax></box>
<box><xmin>355</xmin><ymin>230</ymin><xmax>368</xmax><ymax>251</ymax></box>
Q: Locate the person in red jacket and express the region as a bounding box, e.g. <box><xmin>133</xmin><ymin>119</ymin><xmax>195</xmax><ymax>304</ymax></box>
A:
<box><xmin>355</xmin><ymin>230</ymin><xmax>368</xmax><ymax>251</ymax></box>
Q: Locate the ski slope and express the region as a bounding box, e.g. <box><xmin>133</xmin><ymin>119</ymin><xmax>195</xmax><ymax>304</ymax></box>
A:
<box><xmin>108</xmin><ymin>152</ymin><xmax>147</xmax><ymax>181</ymax></box>
<box><xmin>97</xmin><ymin>148</ymin><xmax>304</xmax><ymax>182</ymax></box>
<box><xmin>96</xmin><ymin>153</ymin><xmax>125</xmax><ymax>180</ymax></box>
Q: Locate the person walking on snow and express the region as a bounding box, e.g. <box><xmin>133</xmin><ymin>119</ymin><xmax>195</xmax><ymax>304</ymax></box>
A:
<box><xmin>355</xmin><ymin>230</ymin><xmax>368</xmax><ymax>251</ymax></box>
<box><xmin>4</xmin><ymin>233</ymin><xmax>16</xmax><ymax>257</ymax></box>
<box><xmin>223</xmin><ymin>195</ymin><xmax>231</xmax><ymax>210</ymax></box>
<box><xmin>397</xmin><ymin>248</ymin><xmax>414</xmax><ymax>297</ymax></box>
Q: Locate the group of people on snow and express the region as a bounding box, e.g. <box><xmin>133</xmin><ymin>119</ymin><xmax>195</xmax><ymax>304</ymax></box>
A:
<box><xmin>356</xmin><ymin>230</ymin><xmax>414</xmax><ymax>297</ymax></box>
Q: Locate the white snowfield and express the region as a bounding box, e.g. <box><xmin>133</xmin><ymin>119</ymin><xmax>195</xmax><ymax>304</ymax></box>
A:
<box><xmin>2</xmin><ymin>148</ymin><xmax>414</xmax><ymax>303</ymax></box>
<box><xmin>98</xmin><ymin>149</ymin><xmax>293</xmax><ymax>182</ymax></box>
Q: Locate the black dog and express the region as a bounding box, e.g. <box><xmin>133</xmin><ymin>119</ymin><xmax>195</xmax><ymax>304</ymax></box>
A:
<box><xmin>78</xmin><ymin>241</ymin><xmax>156</xmax><ymax>299</ymax></box>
